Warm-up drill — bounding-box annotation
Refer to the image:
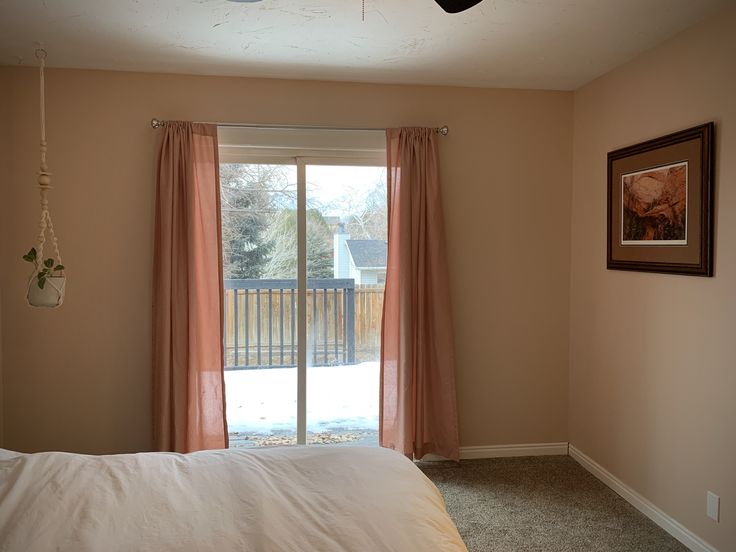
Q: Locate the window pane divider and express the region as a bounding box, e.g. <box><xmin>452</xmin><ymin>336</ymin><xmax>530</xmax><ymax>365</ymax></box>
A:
<box><xmin>296</xmin><ymin>157</ymin><xmax>307</xmax><ymax>445</ymax></box>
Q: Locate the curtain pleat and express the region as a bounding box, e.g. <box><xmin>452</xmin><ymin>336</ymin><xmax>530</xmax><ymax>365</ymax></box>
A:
<box><xmin>153</xmin><ymin>122</ymin><xmax>228</xmax><ymax>452</ymax></box>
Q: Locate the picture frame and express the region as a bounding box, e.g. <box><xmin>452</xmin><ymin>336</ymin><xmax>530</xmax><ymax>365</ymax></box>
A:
<box><xmin>607</xmin><ymin>122</ymin><xmax>715</xmax><ymax>276</ymax></box>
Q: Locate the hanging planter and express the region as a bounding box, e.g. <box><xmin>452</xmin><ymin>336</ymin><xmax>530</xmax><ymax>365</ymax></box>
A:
<box><xmin>24</xmin><ymin>48</ymin><xmax>66</xmax><ymax>309</ymax></box>
<box><xmin>24</xmin><ymin>247</ymin><xmax>65</xmax><ymax>307</ymax></box>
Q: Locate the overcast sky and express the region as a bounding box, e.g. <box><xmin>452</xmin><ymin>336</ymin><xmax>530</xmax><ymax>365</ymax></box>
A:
<box><xmin>278</xmin><ymin>164</ymin><xmax>386</xmax><ymax>219</ymax></box>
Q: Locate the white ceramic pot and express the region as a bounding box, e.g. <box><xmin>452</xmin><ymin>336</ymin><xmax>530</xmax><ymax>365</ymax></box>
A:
<box><xmin>27</xmin><ymin>276</ymin><xmax>66</xmax><ymax>308</ymax></box>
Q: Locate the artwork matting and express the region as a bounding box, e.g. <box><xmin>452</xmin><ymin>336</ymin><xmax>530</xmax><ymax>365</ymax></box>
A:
<box><xmin>607</xmin><ymin>122</ymin><xmax>714</xmax><ymax>276</ymax></box>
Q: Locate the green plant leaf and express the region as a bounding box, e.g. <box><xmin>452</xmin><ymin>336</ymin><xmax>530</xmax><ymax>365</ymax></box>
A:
<box><xmin>38</xmin><ymin>277</ymin><xmax>46</xmax><ymax>289</ymax></box>
<box><xmin>44</xmin><ymin>258</ymin><xmax>54</xmax><ymax>269</ymax></box>
<box><xmin>23</xmin><ymin>248</ymin><xmax>38</xmax><ymax>263</ymax></box>
<box><xmin>54</xmin><ymin>265</ymin><xmax>65</xmax><ymax>272</ymax></box>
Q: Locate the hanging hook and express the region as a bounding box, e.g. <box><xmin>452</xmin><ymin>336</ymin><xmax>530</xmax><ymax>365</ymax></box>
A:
<box><xmin>35</xmin><ymin>48</ymin><xmax>48</xmax><ymax>61</ymax></box>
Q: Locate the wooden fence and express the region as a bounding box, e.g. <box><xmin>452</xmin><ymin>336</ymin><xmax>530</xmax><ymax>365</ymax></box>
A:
<box><xmin>224</xmin><ymin>279</ymin><xmax>384</xmax><ymax>369</ymax></box>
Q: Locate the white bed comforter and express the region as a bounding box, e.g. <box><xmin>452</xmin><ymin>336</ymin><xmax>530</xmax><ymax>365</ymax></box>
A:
<box><xmin>0</xmin><ymin>445</ymin><xmax>466</xmax><ymax>552</ymax></box>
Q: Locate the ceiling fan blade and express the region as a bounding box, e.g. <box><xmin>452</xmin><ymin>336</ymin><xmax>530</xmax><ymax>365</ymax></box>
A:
<box><xmin>434</xmin><ymin>0</ymin><xmax>484</xmax><ymax>13</ymax></box>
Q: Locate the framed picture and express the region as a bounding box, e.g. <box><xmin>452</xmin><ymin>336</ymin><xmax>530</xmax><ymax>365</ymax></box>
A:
<box><xmin>607</xmin><ymin>122</ymin><xmax>715</xmax><ymax>276</ymax></box>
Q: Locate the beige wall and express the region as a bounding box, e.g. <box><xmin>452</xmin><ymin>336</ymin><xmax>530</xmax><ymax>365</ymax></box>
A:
<box><xmin>0</xmin><ymin>69</ymin><xmax>573</xmax><ymax>454</ymax></box>
<box><xmin>570</xmin><ymin>7</ymin><xmax>736</xmax><ymax>551</ymax></box>
<box><xmin>0</xmin><ymin>66</ymin><xmax>9</xmax><ymax>447</ymax></box>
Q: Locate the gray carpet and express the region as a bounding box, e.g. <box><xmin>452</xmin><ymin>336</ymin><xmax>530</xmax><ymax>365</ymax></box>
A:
<box><xmin>419</xmin><ymin>455</ymin><xmax>688</xmax><ymax>552</ymax></box>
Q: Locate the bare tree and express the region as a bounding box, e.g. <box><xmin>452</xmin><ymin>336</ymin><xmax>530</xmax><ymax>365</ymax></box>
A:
<box><xmin>345</xmin><ymin>178</ymin><xmax>388</xmax><ymax>240</ymax></box>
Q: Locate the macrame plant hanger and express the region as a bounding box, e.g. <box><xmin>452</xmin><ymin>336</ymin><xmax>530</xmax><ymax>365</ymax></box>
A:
<box><xmin>25</xmin><ymin>48</ymin><xmax>66</xmax><ymax>308</ymax></box>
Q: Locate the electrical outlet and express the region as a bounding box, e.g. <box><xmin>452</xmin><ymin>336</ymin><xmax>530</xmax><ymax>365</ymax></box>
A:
<box><xmin>706</xmin><ymin>491</ymin><xmax>720</xmax><ymax>522</ymax></box>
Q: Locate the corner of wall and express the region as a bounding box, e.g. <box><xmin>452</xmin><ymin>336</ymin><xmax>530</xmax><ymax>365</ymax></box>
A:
<box><xmin>0</xmin><ymin>66</ymin><xmax>11</xmax><ymax>447</ymax></box>
<box><xmin>0</xmin><ymin>297</ymin><xmax>4</xmax><ymax>449</ymax></box>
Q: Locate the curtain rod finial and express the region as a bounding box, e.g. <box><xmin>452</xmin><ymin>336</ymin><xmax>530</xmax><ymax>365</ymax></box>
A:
<box><xmin>151</xmin><ymin>118</ymin><xmax>164</xmax><ymax>129</ymax></box>
<box><xmin>437</xmin><ymin>126</ymin><xmax>449</xmax><ymax>136</ymax></box>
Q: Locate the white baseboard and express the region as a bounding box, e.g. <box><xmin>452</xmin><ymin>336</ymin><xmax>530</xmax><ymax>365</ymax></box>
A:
<box><xmin>421</xmin><ymin>442</ymin><xmax>568</xmax><ymax>462</ymax></box>
<box><xmin>459</xmin><ymin>442</ymin><xmax>569</xmax><ymax>459</ymax></box>
<box><xmin>569</xmin><ymin>444</ymin><xmax>718</xmax><ymax>552</ymax></box>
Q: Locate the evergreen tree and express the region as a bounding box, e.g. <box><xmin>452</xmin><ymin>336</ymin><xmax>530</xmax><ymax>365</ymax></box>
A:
<box><xmin>220</xmin><ymin>164</ymin><xmax>293</xmax><ymax>278</ymax></box>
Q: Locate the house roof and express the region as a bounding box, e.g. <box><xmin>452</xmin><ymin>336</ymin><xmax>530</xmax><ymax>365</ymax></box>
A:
<box><xmin>346</xmin><ymin>240</ymin><xmax>387</xmax><ymax>269</ymax></box>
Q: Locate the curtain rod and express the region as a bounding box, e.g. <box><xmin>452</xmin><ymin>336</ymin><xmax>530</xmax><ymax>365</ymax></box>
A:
<box><xmin>150</xmin><ymin>118</ymin><xmax>449</xmax><ymax>136</ymax></box>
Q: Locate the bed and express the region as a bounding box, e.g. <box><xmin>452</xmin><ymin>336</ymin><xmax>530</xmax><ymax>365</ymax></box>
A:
<box><xmin>0</xmin><ymin>445</ymin><xmax>466</xmax><ymax>551</ymax></box>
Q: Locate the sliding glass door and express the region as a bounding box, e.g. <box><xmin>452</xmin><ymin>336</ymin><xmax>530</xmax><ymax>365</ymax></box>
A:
<box><xmin>219</xmin><ymin>133</ymin><xmax>385</xmax><ymax>448</ymax></box>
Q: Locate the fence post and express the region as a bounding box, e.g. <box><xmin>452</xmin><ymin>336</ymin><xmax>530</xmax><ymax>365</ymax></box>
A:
<box><xmin>347</xmin><ymin>283</ymin><xmax>355</xmax><ymax>364</ymax></box>
<box><xmin>233</xmin><ymin>290</ymin><xmax>239</xmax><ymax>367</ymax></box>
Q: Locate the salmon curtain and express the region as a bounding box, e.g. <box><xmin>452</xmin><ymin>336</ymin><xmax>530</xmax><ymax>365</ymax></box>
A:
<box><xmin>153</xmin><ymin>122</ymin><xmax>228</xmax><ymax>453</ymax></box>
<box><xmin>380</xmin><ymin>127</ymin><xmax>460</xmax><ymax>461</ymax></box>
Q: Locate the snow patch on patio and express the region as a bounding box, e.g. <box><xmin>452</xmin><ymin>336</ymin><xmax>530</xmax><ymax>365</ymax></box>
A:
<box><xmin>225</xmin><ymin>361</ymin><xmax>379</xmax><ymax>435</ymax></box>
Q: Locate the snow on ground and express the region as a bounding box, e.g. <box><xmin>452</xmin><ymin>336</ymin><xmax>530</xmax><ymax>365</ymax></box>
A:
<box><xmin>225</xmin><ymin>361</ymin><xmax>379</xmax><ymax>436</ymax></box>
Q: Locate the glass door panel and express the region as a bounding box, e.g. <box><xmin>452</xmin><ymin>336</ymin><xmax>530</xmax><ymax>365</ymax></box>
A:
<box><xmin>305</xmin><ymin>164</ymin><xmax>387</xmax><ymax>446</ymax></box>
<box><xmin>220</xmin><ymin>163</ymin><xmax>299</xmax><ymax>447</ymax></box>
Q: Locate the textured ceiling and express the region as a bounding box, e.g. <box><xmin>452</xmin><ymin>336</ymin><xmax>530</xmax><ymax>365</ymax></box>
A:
<box><xmin>0</xmin><ymin>0</ymin><xmax>729</xmax><ymax>90</ymax></box>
